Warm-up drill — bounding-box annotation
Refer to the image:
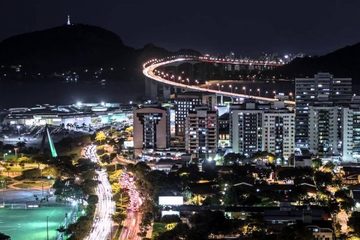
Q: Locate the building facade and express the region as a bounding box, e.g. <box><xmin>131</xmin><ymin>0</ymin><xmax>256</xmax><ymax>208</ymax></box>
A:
<box><xmin>295</xmin><ymin>73</ymin><xmax>352</xmax><ymax>147</ymax></box>
<box><xmin>262</xmin><ymin>112</ymin><xmax>295</xmax><ymax>161</ymax></box>
<box><xmin>307</xmin><ymin>106</ymin><xmax>353</xmax><ymax>162</ymax></box>
<box><xmin>230</xmin><ymin>102</ymin><xmax>295</xmax><ymax>162</ymax></box>
<box><xmin>185</xmin><ymin>107</ymin><xmax>218</xmax><ymax>160</ymax></box>
<box><xmin>133</xmin><ymin>106</ymin><xmax>169</xmax><ymax>156</ymax></box>
<box><xmin>174</xmin><ymin>92</ymin><xmax>203</xmax><ymax>137</ymax></box>
<box><xmin>173</xmin><ymin>92</ymin><xmax>216</xmax><ymax>137</ymax></box>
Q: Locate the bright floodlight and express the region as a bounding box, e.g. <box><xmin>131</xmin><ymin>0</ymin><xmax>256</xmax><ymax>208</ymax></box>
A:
<box><xmin>76</xmin><ymin>101</ymin><xmax>82</xmax><ymax>107</ymax></box>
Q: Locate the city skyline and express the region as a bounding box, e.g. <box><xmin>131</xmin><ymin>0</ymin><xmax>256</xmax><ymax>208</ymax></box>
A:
<box><xmin>1</xmin><ymin>2</ymin><xmax>360</xmax><ymax>240</ymax></box>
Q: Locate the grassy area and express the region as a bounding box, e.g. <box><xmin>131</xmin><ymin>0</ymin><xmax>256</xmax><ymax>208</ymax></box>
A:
<box><xmin>152</xmin><ymin>222</ymin><xmax>167</xmax><ymax>240</ymax></box>
<box><xmin>0</xmin><ymin>206</ymin><xmax>73</xmax><ymax>240</ymax></box>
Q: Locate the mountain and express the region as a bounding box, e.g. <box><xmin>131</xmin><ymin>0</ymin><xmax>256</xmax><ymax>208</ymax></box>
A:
<box><xmin>0</xmin><ymin>24</ymin><xmax>136</xmax><ymax>72</ymax></box>
<box><xmin>275</xmin><ymin>43</ymin><xmax>360</xmax><ymax>81</ymax></box>
<box><xmin>0</xmin><ymin>24</ymin><xmax>200</xmax><ymax>76</ymax></box>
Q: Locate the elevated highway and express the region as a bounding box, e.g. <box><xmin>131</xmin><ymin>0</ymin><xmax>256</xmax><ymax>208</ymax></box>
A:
<box><xmin>142</xmin><ymin>56</ymin><xmax>295</xmax><ymax>106</ymax></box>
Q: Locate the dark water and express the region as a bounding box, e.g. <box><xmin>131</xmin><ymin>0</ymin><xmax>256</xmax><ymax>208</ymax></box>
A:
<box><xmin>0</xmin><ymin>80</ymin><xmax>144</xmax><ymax>108</ymax></box>
<box><xmin>0</xmin><ymin>79</ymin><xmax>297</xmax><ymax>108</ymax></box>
<box><xmin>213</xmin><ymin>80</ymin><xmax>295</xmax><ymax>96</ymax></box>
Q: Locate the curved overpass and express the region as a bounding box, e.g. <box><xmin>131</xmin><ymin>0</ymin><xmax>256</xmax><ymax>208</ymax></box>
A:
<box><xmin>142</xmin><ymin>56</ymin><xmax>295</xmax><ymax>106</ymax></box>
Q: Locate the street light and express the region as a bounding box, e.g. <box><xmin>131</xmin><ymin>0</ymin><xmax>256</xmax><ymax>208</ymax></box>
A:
<box><xmin>242</xmin><ymin>86</ymin><xmax>246</xmax><ymax>95</ymax></box>
<box><xmin>257</xmin><ymin>88</ymin><xmax>260</xmax><ymax>96</ymax></box>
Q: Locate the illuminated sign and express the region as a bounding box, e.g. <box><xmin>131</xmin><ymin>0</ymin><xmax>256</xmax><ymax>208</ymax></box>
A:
<box><xmin>161</xmin><ymin>210</ymin><xmax>180</xmax><ymax>217</ymax></box>
<box><xmin>159</xmin><ymin>196</ymin><xmax>183</xmax><ymax>206</ymax></box>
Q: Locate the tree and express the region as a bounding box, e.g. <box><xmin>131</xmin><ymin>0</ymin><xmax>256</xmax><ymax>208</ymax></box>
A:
<box><xmin>223</xmin><ymin>153</ymin><xmax>245</xmax><ymax>165</ymax></box>
<box><xmin>0</xmin><ymin>232</ymin><xmax>10</xmax><ymax>240</ymax></box>
<box><xmin>21</xmin><ymin>168</ymin><xmax>41</xmax><ymax>179</ymax></box>
<box><xmin>95</xmin><ymin>131</ymin><xmax>106</xmax><ymax>144</ymax></box>
<box><xmin>16</xmin><ymin>141</ymin><xmax>26</xmax><ymax>150</ymax></box>
<box><xmin>314</xmin><ymin>171</ymin><xmax>333</xmax><ymax>188</ymax></box>
<box><xmin>312</xmin><ymin>158</ymin><xmax>322</xmax><ymax>169</ymax></box>
<box><xmin>349</xmin><ymin>212</ymin><xmax>360</xmax><ymax>236</ymax></box>
<box><xmin>278</xmin><ymin>222</ymin><xmax>314</xmax><ymax>240</ymax></box>
<box><xmin>57</xmin><ymin>226</ymin><xmax>66</xmax><ymax>239</ymax></box>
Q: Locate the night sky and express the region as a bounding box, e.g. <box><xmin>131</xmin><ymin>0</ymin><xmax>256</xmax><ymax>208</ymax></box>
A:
<box><xmin>1</xmin><ymin>0</ymin><xmax>360</xmax><ymax>56</ymax></box>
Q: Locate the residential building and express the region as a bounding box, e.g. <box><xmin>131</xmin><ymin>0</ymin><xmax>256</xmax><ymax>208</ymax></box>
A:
<box><xmin>307</xmin><ymin>106</ymin><xmax>353</xmax><ymax>161</ymax></box>
<box><xmin>295</xmin><ymin>73</ymin><xmax>352</xmax><ymax>147</ymax></box>
<box><xmin>263</xmin><ymin>111</ymin><xmax>295</xmax><ymax>161</ymax></box>
<box><xmin>185</xmin><ymin>106</ymin><xmax>218</xmax><ymax>160</ymax></box>
<box><xmin>230</xmin><ymin>102</ymin><xmax>295</xmax><ymax>162</ymax></box>
<box><xmin>173</xmin><ymin>91</ymin><xmax>216</xmax><ymax>137</ymax></box>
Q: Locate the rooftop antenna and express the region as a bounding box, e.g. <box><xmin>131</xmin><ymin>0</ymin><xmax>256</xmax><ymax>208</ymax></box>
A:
<box><xmin>67</xmin><ymin>14</ymin><xmax>71</xmax><ymax>26</ymax></box>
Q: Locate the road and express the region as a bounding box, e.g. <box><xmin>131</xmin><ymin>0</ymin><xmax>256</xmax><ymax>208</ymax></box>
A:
<box><xmin>83</xmin><ymin>144</ymin><xmax>98</xmax><ymax>163</ymax></box>
<box><xmin>84</xmin><ymin>145</ymin><xmax>115</xmax><ymax>240</ymax></box>
<box><xmin>142</xmin><ymin>56</ymin><xmax>295</xmax><ymax>106</ymax></box>
<box><xmin>119</xmin><ymin>172</ymin><xmax>143</xmax><ymax>240</ymax></box>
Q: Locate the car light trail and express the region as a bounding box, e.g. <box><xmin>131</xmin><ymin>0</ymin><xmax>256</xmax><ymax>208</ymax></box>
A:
<box><xmin>84</xmin><ymin>145</ymin><xmax>115</xmax><ymax>240</ymax></box>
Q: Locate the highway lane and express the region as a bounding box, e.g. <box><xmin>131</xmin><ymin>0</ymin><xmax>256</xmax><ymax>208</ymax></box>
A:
<box><xmin>119</xmin><ymin>172</ymin><xmax>143</xmax><ymax>240</ymax></box>
<box><xmin>84</xmin><ymin>145</ymin><xmax>115</xmax><ymax>240</ymax></box>
<box><xmin>142</xmin><ymin>56</ymin><xmax>295</xmax><ymax>106</ymax></box>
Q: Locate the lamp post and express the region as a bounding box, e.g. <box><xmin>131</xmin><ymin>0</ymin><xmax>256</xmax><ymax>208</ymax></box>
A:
<box><xmin>46</xmin><ymin>216</ymin><xmax>49</xmax><ymax>240</ymax></box>
<box><xmin>289</xmin><ymin>92</ymin><xmax>293</xmax><ymax>99</ymax></box>
<box><xmin>14</xmin><ymin>147</ymin><xmax>19</xmax><ymax>159</ymax></box>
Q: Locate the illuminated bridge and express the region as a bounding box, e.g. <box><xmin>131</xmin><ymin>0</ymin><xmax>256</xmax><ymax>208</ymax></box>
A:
<box><xmin>142</xmin><ymin>55</ymin><xmax>295</xmax><ymax>106</ymax></box>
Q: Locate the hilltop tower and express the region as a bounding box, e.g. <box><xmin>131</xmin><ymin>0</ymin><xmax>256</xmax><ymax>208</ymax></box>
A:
<box><xmin>67</xmin><ymin>14</ymin><xmax>71</xmax><ymax>25</ymax></box>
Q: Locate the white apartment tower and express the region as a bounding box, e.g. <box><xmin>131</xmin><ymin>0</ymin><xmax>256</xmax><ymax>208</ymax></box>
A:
<box><xmin>185</xmin><ymin>106</ymin><xmax>218</xmax><ymax>159</ymax></box>
<box><xmin>230</xmin><ymin>102</ymin><xmax>295</xmax><ymax>163</ymax></box>
<box><xmin>308</xmin><ymin>106</ymin><xmax>353</xmax><ymax>161</ymax></box>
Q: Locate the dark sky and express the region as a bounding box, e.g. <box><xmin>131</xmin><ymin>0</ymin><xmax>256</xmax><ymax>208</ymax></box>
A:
<box><xmin>1</xmin><ymin>0</ymin><xmax>360</xmax><ymax>56</ymax></box>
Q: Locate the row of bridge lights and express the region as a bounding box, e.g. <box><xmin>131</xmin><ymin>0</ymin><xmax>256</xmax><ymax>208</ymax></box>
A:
<box><xmin>153</xmin><ymin>69</ymin><xmax>294</xmax><ymax>99</ymax></box>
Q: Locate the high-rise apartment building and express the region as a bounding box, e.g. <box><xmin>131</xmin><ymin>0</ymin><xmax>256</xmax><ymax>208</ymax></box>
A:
<box><xmin>262</xmin><ymin>112</ymin><xmax>295</xmax><ymax>161</ymax></box>
<box><xmin>230</xmin><ymin>102</ymin><xmax>295</xmax><ymax>162</ymax></box>
<box><xmin>307</xmin><ymin>106</ymin><xmax>353</xmax><ymax>161</ymax></box>
<box><xmin>185</xmin><ymin>106</ymin><xmax>218</xmax><ymax>159</ymax></box>
<box><xmin>295</xmin><ymin>73</ymin><xmax>352</xmax><ymax>147</ymax></box>
<box><xmin>133</xmin><ymin>106</ymin><xmax>169</xmax><ymax>156</ymax></box>
<box><xmin>174</xmin><ymin>92</ymin><xmax>203</xmax><ymax>137</ymax></box>
<box><xmin>173</xmin><ymin>92</ymin><xmax>216</xmax><ymax>137</ymax></box>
